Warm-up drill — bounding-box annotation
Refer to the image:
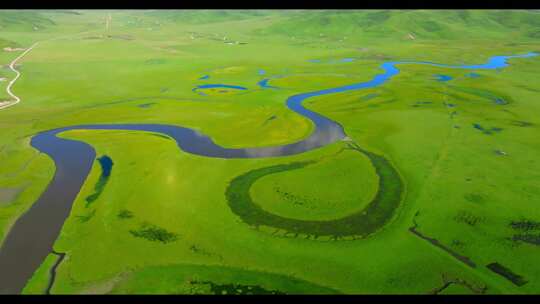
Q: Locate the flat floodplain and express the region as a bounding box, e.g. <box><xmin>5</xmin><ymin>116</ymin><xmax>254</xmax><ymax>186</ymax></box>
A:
<box><xmin>0</xmin><ymin>10</ymin><xmax>539</xmax><ymax>295</ymax></box>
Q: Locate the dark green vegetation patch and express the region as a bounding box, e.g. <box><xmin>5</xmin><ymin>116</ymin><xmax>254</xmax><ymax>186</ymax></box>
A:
<box><xmin>108</xmin><ymin>264</ymin><xmax>339</xmax><ymax>294</ymax></box>
<box><xmin>76</xmin><ymin>209</ymin><xmax>96</xmax><ymax>223</ymax></box>
<box><xmin>510</xmin><ymin>219</ymin><xmax>540</xmax><ymax>231</ymax></box>
<box><xmin>510</xmin><ymin>120</ymin><xmax>534</xmax><ymax>127</ymax></box>
<box><xmin>454</xmin><ymin>210</ymin><xmax>483</xmax><ymax>227</ymax></box>
<box><xmin>486</xmin><ymin>262</ymin><xmax>528</xmax><ymax>286</ymax></box>
<box><xmin>412</xmin><ymin>101</ymin><xmax>433</xmax><ymax>107</ymax></box>
<box><xmin>511</xmin><ymin>234</ymin><xmax>540</xmax><ymax>246</ymax></box>
<box><xmin>190</xmin><ymin>280</ymin><xmax>285</xmax><ymax>295</ymax></box>
<box><xmin>129</xmin><ymin>223</ymin><xmax>178</xmax><ymax>244</ymax></box>
<box><xmin>117</xmin><ymin>209</ymin><xmax>134</xmax><ymax>220</ymax></box>
<box><xmin>510</xmin><ymin>219</ymin><xmax>540</xmax><ymax>246</ymax></box>
<box><xmin>225</xmin><ymin>142</ymin><xmax>403</xmax><ymax>238</ymax></box>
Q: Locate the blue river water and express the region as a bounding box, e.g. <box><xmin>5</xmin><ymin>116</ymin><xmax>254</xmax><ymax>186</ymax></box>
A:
<box><xmin>435</xmin><ymin>74</ymin><xmax>453</xmax><ymax>82</ymax></box>
<box><xmin>195</xmin><ymin>84</ymin><xmax>248</xmax><ymax>90</ymax></box>
<box><xmin>257</xmin><ymin>79</ymin><xmax>278</xmax><ymax>89</ymax></box>
<box><xmin>193</xmin><ymin>84</ymin><xmax>248</xmax><ymax>95</ymax></box>
<box><xmin>0</xmin><ymin>51</ymin><xmax>537</xmax><ymax>294</ymax></box>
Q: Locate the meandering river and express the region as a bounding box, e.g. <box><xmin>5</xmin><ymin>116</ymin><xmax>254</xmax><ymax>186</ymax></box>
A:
<box><xmin>0</xmin><ymin>52</ymin><xmax>536</xmax><ymax>294</ymax></box>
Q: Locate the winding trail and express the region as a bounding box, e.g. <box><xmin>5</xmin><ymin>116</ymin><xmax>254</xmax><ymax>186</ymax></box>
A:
<box><xmin>0</xmin><ymin>28</ymin><xmax>108</xmax><ymax>111</ymax></box>
<box><xmin>0</xmin><ymin>43</ymin><xmax>38</xmax><ymax>110</ymax></box>
<box><xmin>0</xmin><ymin>52</ymin><xmax>537</xmax><ymax>294</ymax></box>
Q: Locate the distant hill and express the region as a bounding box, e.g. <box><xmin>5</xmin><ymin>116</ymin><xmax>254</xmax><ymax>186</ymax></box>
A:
<box><xmin>1</xmin><ymin>9</ymin><xmax>538</xmax><ymax>42</ymax></box>
<box><xmin>0</xmin><ymin>10</ymin><xmax>57</xmax><ymax>31</ymax></box>
<box><xmin>0</xmin><ymin>37</ymin><xmax>19</xmax><ymax>48</ymax></box>
<box><xmin>142</xmin><ymin>10</ymin><xmax>278</xmax><ymax>24</ymax></box>
<box><xmin>254</xmin><ymin>10</ymin><xmax>540</xmax><ymax>42</ymax></box>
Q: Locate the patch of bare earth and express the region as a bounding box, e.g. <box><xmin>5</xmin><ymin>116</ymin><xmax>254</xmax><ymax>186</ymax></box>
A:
<box><xmin>3</xmin><ymin>47</ymin><xmax>27</xmax><ymax>52</ymax></box>
<box><xmin>78</xmin><ymin>272</ymin><xmax>131</xmax><ymax>294</ymax></box>
<box><xmin>0</xmin><ymin>187</ymin><xmax>21</xmax><ymax>206</ymax></box>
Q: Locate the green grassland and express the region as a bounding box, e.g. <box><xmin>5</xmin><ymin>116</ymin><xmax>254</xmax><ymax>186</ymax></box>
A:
<box><xmin>0</xmin><ymin>10</ymin><xmax>539</xmax><ymax>294</ymax></box>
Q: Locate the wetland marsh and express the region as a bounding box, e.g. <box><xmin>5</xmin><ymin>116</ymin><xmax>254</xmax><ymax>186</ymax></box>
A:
<box><xmin>0</xmin><ymin>9</ymin><xmax>539</xmax><ymax>295</ymax></box>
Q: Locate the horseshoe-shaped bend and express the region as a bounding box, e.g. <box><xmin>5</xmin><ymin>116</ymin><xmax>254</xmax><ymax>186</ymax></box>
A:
<box><xmin>0</xmin><ymin>52</ymin><xmax>537</xmax><ymax>294</ymax></box>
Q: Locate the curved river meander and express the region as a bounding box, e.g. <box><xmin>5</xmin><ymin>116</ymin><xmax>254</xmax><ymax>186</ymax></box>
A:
<box><xmin>0</xmin><ymin>52</ymin><xmax>537</xmax><ymax>294</ymax></box>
